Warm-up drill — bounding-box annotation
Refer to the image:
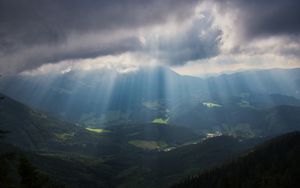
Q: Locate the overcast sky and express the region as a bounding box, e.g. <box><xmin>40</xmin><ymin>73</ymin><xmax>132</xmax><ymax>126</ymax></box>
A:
<box><xmin>0</xmin><ymin>0</ymin><xmax>300</xmax><ymax>76</ymax></box>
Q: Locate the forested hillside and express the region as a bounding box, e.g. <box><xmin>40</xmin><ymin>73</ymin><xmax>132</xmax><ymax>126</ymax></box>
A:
<box><xmin>171</xmin><ymin>132</ymin><xmax>300</xmax><ymax>188</ymax></box>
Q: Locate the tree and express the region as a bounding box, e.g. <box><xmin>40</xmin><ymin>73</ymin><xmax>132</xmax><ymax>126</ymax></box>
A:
<box><xmin>0</xmin><ymin>75</ymin><xmax>3</xmax><ymax>100</ymax></box>
<box><xmin>0</xmin><ymin>76</ymin><xmax>7</xmax><ymax>139</ymax></box>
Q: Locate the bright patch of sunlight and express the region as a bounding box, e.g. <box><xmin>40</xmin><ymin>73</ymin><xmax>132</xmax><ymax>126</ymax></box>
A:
<box><xmin>128</xmin><ymin>140</ymin><xmax>169</xmax><ymax>150</ymax></box>
<box><xmin>86</xmin><ymin>128</ymin><xmax>110</xmax><ymax>133</ymax></box>
<box><xmin>152</xmin><ymin>118</ymin><xmax>169</xmax><ymax>124</ymax></box>
<box><xmin>202</xmin><ymin>102</ymin><xmax>222</xmax><ymax>108</ymax></box>
<box><xmin>205</xmin><ymin>131</ymin><xmax>222</xmax><ymax>139</ymax></box>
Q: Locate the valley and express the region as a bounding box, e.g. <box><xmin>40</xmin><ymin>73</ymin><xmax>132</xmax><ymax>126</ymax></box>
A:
<box><xmin>1</xmin><ymin>67</ymin><xmax>300</xmax><ymax>187</ymax></box>
<box><xmin>1</xmin><ymin>1</ymin><xmax>300</xmax><ymax>187</ymax></box>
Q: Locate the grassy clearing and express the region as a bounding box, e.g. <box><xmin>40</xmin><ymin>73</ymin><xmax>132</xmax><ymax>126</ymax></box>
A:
<box><xmin>152</xmin><ymin>118</ymin><xmax>169</xmax><ymax>125</ymax></box>
<box><xmin>202</xmin><ymin>102</ymin><xmax>222</xmax><ymax>108</ymax></box>
<box><xmin>85</xmin><ymin>128</ymin><xmax>110</xmax><ymax>134</ymax></box>
<box><xmin>128</xmin><ymin>140</ymin><xmax>169</xmax><ymax>150</ymax></box>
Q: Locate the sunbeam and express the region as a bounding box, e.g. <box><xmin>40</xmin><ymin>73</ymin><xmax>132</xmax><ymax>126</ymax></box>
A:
<box><xmin>1</xmin><ymin>0</ymin><xmax>300</xmax><ymax>187</ymax></box>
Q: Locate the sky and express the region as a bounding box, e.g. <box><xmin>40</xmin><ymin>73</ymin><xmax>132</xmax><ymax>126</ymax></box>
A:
<box><xmin>0</xmin><ymin>0</ymin><xmax>300</xmax><ymax>76</ymax></box>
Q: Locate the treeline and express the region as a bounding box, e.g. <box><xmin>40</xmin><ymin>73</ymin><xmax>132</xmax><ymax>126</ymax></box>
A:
<box><xmin>0</xmin><ymin>150</ymin><xmax>66</xmax><ymax>188</ymax></box>
<box><xmin>171</xmin><ymin>132</ymin><xmax>300</xmax><ymax>188</ymax></box>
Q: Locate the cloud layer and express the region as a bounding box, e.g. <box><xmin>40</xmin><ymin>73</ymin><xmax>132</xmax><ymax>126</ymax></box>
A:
<box><xmin>0</xmin><ymin>0</ymin><xmax>199</xmax><ymax>73</ymax></box>
<box><xmin>0</xmin><ymin>0</ymin><xmax>299</xmax><ymax>75</ymax></box>
<box><xmin>214</xmin><ymin>0</ymin><xmax>300</xmax><ymax>39</ymax></box>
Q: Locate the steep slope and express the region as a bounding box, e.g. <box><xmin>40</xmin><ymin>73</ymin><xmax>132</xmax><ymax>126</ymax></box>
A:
<box><xmin>171</xmin><ymin>131</ymin><xmax>300</xmax><ymax>188</ymax></box>
<box><xmin>0</xmin><ymin>93</ymin><xmax>101</xmax><ymax>154</ymax></box>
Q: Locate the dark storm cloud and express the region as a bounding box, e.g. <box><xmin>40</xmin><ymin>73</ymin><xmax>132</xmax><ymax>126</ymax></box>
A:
<box><xmin>0</xmin><ymin>0</ymin><xmax>199</xmax><ymax>73</ymax></box>
<box><xmin>144</xmin><ymin>12</ymin><xmax>222</xmax><ymax>65</ymax></box>
<box><xmin>0</xmin><ymin>0</ymin><xmax>198</xmax><ymax>49</ymax></box>
<box><xmin>214</xmin><ymin>0</ymin><xmax>300</xmax><ymax>40</ymax></box>
<box><xmin>2</xmin><ymin>0</ymin><xmax>298</xmax><ymax>74</ymax></box>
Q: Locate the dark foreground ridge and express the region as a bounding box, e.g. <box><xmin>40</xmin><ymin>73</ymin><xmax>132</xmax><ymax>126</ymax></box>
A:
<box><xmin>171</xmin><ymin>131</ymin><xmax>300</xmax><ymax>188</ymax></box>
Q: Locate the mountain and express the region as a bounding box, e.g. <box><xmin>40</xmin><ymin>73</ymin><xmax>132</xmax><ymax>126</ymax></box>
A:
<box><xmin>173</xmin><ymin>101</ymin><xmax>300</xmax><ymax>137</ymax></box>
<box><xmin>0</xmin><ymin>94</ymin><xmax>209</xmax><ymax>187</ymax></box>
<box><xmin>205</xmin><ymin>68</ymin><xmax>300</xmax><ymax>99</ymax></box>
<box><xmin>171</xmin><ymin>131</ymin><xmax>300</xmax><ymax>188</ymax></box>
<box><xmin>0</xmin><ymin>93</ymin><xmax>101</xmax><ymax>154</ymax></box>
<box><xmin>0</xmin><ymin>93</ymin><xmax>201</xmax><ymax>154</ymax></box>
<box><xmin>0</xmin><ymin>94</ymin><xmax>267</xmax><ymax>187</ymax></box>
<box><xmin>2</xmin><ymin>93</ymin><xmax>299</xmax><ymax>187</ymax></box>
<box><xmin>1</xmin><ymin>67</ymin><xmax>300</xmax><ymax>187</ymax></box>
<box><xmin>1</xmin><ymin>67</ymin><xmax>300</xmax><ymax>127</ymax></box>
<box><xmin>0</xmin><ymin>66</ymin><xmax>191</xmax><ymax>124</ymax></box>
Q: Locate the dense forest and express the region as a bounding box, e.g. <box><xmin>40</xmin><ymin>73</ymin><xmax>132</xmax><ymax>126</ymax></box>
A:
<box><xmin>171</xmin><ymin>132</ymin><xmax>300</xmax><ymax>188</ymax></box>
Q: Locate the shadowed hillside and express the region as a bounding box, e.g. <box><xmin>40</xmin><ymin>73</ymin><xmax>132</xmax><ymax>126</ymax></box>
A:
<box><xmin>171</xmin><ymin>132</ymin><xmax>300</xmax><ymax>188</ymax></box>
